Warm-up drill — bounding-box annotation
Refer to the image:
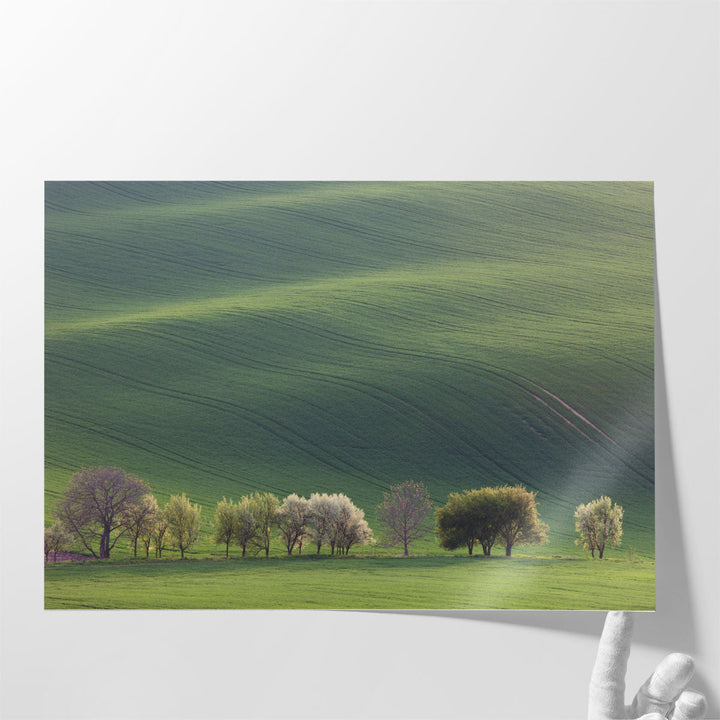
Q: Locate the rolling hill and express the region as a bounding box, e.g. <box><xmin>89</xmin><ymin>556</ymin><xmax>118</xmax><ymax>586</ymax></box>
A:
<box><xmin>45</xmin><ymin>181</ymin><xmax>655</xmax><ymax>557</ymax></box>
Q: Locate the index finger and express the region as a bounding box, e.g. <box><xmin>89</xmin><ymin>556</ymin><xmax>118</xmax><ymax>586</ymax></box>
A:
<box><xmin>589</xmin><ymin>612</ymin><xmax>635</xmax><ymax>720</ymax></box>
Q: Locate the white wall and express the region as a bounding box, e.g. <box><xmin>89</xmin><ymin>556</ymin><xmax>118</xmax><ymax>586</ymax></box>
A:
<box><xmin>1</xmin><ymin>2</ymin><xmax>717</xmax><ymax>718</ymax></box>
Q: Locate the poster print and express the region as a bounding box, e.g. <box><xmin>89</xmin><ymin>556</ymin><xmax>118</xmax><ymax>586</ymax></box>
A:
<box><xmin>44</xmin><ymin>181</ymin><xmax>654</xmax><ymax>609</ymax></box>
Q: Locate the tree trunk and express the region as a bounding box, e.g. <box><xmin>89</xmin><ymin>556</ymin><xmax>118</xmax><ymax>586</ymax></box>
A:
<box><xmin>591</xmin><ymin>547</ymin><xmax>595</xmax><ymax>558</ymax></box>
<box><xmin>404</xmin><ymin>541</ymin><xmax>409</xmax><ymax>556</ymax></box>
<box><xmin>133</xmin><ymin>538</ymin><xmax>138</xmax><ymax>558</ymax></box>
<box><xmin>100</xmin><ymin>531</ymin><xmax>110</xmax><ymax>559</ymax></box>
<box><xmin>599</xmin><ymin>547</ymin><xmax>604</xmax><ymax>559</ymax></box>
<box><xmin>242</xmin><ymin>546</ymin><xmax>246</xmax><ymax>558</ymax></box>
<box><xmin>225</xmin><ymin>541</ymin><xmax>229</xmax><ymax>559</ymax></box>
<box><xmin>180</xmin><ymin>547</ymin><xmax>185</xmax><ymax>559</ymax></box>
<box><xmin>265</xmin><ymin>546</ymin><xmax>269</xmax><ymax>557</ymax></box>
<box><xmin>505</xmin><ymin>545</ymin><xmax>512</xmax><ymax>557</ymax></box>
<box><xmin>316</xmin><ymin>542</ymin><xmax>322</xmax><ymax>554</ymax></box>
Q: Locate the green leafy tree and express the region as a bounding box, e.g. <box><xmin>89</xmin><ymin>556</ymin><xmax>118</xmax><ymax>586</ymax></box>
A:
<box><xmin>464</xmin><ymin>487</ymin><xmax>502</xmax><ymax>556</ymax></box>
<box><xmin>213</xmin><ymin>497</ymin><xmax>238</xmax><ymax>558</ymax></box>
<box><xmin>437</xmin><ymin>486</ymin><xmax>547</xmax><ymax>557</ymax></box>
<box><xmin>249</xmin><ymin>492</ymin><xmax>280</xmax><ymax>557</ymax></box>
<box><xmin>435</xmin><ymin>491</ymin><xmax>480</xmax><ymax>555</ymax></box>
<box><xmin>376</xmin><ymin>481</ymin><xmax>433</xmax><ymax>556</ymax></box>
<box><xmin>494</xmin><ymin>485</ymin><xmax>549</xmax><ymax>557</ymax></box>
<box><xmin>164</xmin><ymin>493</ymin><xmax>201</xmax><ymax>559</ymax></box>
<box><xmin>153</xmin><ymin>511</ymin><xmax>170</xmax><ymax>559</ymax></box>
<box><xmin>138</xmin><ymin>511</ymin><xmax>159</xmax><ymax>559</ymax></box>
<box><xmin>235</xmin><ymin>496</ymin><xmax>260</xmax><ymax>557</ymax></box>
<box><xmin>122</xmin><ymin>494</ymin><xmax>159</xmax><ymax>558</ymax></box>
<box><xmin>574</xmin><ymin>496</ymin><xmax>623</xmax><ymax>559</ymax></box>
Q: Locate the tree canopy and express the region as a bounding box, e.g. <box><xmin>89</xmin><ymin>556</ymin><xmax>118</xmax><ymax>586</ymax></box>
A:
<box><xmin>277</xmin><ymin>494</ymin><xmax>312</xmax><ymax>555</ymax></box>
<box><xmin>164</xmin><ymin>493</ymin><xmax>202</xmax><ymax>559</ymax></box>
<box><xmin>212</xmin><ymin>497</ymin><xmax>238</xmax><ymax>558</ymax></box>
<box><xmin>574</xmin><ymin>496</ymin><xmax>623</xmax><ymax>559</ymax></box>
<box><xmin>436</xmin><ymin>485</ymin><xmax>548</xmax><ymax>557</ymax></box>
<box><xmin>55</xmin><ymin>466</ymin><xmax>150</xmax><ymax>559</ymax></box>
<box><xmin>493</xmin><ymin>485</ymin><xmax>548</xmax><ymax>557</ymax></box>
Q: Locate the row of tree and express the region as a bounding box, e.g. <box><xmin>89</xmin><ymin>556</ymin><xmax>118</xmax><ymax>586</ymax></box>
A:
<box><xmin>213</xmin><ymin>492</ymin><xmax>374</xmax><ymax>558</ymax></box>
<box><xmin>47</xmin><ymin>467</ymin><xmax>376</xmax><ymax>560</ymax></box>
<box><xmin>53</xmin><ymin>465</ymin><xmax>202</xmax><ymax>559</ymax></box>
<box><xmin>433</xmin><ymin>487</ymin><xmax>624</xmax><ymax>558</ymax></box>
<box><xmin>46</xmin><ymin>466</ymin><xmax>623</xmax><ymax>561</ymax></box>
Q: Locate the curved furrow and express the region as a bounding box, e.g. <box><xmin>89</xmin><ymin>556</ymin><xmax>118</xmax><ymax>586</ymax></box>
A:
<box><xmin>333</xmin><ymin>298</ymin><xmax>475</xmax><ymax>334</ymax></box>
<box><xmin>126</xmin><ymin>309</ymin><xmax>652</xmax><ymax>489</ymax></box>
<box><xmin>168</xmin><ymin>217</ymin><xmax>378</xmax><ymax>272</ymax></box>
<box><xmin>278</xmin><ymin>317</ymin><xmax>654</xmax><ymax>486</ymax></box>
<box><xmin>334</xmin><ymin>293</ymin><xmax>652</xmax><ymax>383</ymax></box>
<box><xmin>50</xmin><ymin>230</ymin><xmax>270</xmax><ymax>284</ymax></box>
<box><xmin>250</xmin><ymin>307</ymin><xmax>653</xmax><ymax>459</ymax></box>
<box><xmin>213</xmin><ymin>304</ymin><xmax>653</xmax><ymax>485</ymax></box>
<box><xmin>136</xmin><ymin>320</ymin><xmax>576</xmax><ymax>503</ymax></box>
<box><xmin>46</xmin><ymin>409</ymin><xmax>269</xmax><ymax>495</ymax></box>
<box><xmin>264</xmin><ymin>204</ymin><xmax>503</xmax><ymax>263</ymax></box>
<box><xmin>94</xmin><ymin>181</ymin><xmax>165</xmax><ymax>205</ymax></box>
<box><xmin>46</xmin><ymin>353</ymin><xmax>392</xmax><ymax>493</ymax></box>
<box><xmin>397</xmin><ymin>280</ymin><xmax>649</xmax><ymax>335</ymax></box>
<box><xmin>45</xmin><ymin>266</ymin><xmax>156</xmax><ymax>299</ymax></box>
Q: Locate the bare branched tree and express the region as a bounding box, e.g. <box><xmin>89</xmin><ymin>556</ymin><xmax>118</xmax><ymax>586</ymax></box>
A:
<box><xmin>376</xmin><ymin>481</ymin><xmax>433</xmax><ymax>555</ymax></box>
<box><xmin>55</xmin><ymin>466</ymin><xmax>150</xmax><ymax>559</ymax></box>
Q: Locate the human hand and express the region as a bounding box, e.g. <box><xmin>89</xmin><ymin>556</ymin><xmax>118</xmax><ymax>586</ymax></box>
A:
<box><xmin>589</xmin><ymin>611</ymin><xmax>706</xmax><ymax>720</ymax></box>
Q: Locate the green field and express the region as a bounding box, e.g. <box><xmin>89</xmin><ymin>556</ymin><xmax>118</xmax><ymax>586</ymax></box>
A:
<box><xmin>44</xmin><ymin>555</ymin><xmax>655</xmax><ymax>610</ymax></box>
<box><xmin>45</xmin><ymin>181</ymin><xmax>655</xmax><ymax>608</ymax></box>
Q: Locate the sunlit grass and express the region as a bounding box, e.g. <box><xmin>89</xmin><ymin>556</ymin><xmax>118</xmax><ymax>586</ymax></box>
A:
<box><xmin>44</xmin><ymin>555</ymin><xmax>655</xmax><ymax>610</ymax></box>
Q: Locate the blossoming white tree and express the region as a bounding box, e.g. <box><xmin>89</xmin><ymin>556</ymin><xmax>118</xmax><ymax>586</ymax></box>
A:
<box><xmin>277</xmin><ymin>494</ymin><xmax>312</xmax><ymax>555</ymax></box>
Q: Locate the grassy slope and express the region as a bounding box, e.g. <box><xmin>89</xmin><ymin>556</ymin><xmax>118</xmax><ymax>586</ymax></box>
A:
<box><xmin>44</xmin><ymin>556</ymin><xmax>654</xmax><ymax>610</ymax></box>
<box><xmin>45</xmin><ymin>181</ymin><xmax>654</xmax><ymax>561</ymax></box>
